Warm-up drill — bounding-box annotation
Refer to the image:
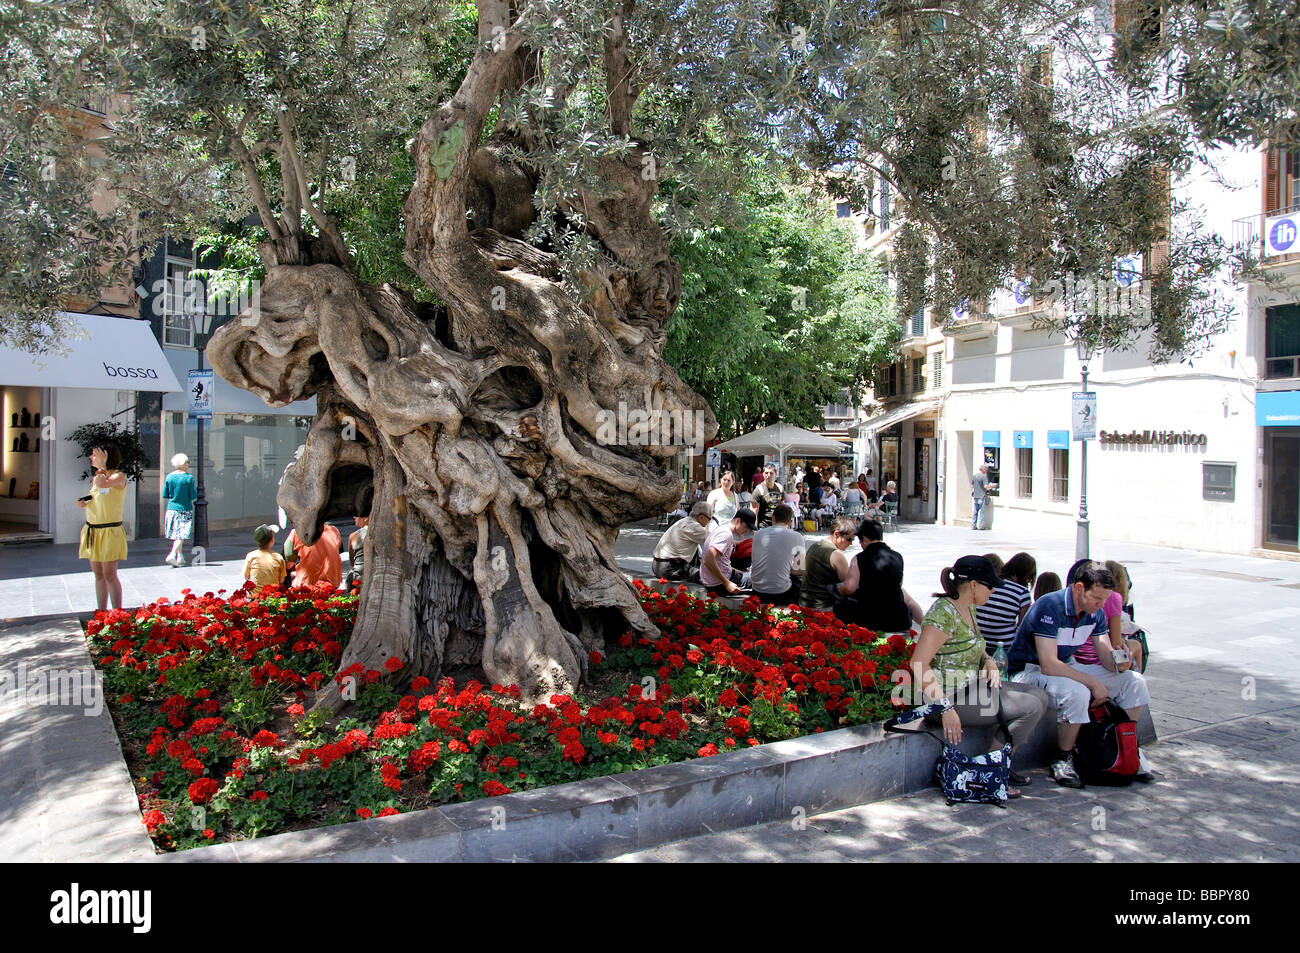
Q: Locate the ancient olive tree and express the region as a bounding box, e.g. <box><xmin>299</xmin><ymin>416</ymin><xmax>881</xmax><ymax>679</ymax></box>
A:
<box><xmin>5</xmin><ymin>0</ymin><xmax>1297</xmax><ymax>703</ymax></box>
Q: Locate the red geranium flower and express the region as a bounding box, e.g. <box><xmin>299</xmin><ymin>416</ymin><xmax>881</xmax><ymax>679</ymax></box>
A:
<box><xmin>384</xmin><ymin>657</ymin><xmax>404</xmax><ymax>673</ymax></box>
<box><xmin>188</xmin><ymin>778</ymin><xmax>219</xmax><ymax>804</ymax></box>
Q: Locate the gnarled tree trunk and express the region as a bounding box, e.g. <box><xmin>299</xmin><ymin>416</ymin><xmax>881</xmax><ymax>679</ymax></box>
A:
<box><xmin>207</xmin><ymin>1</ymin><xmax>716</xmax><ymax>707</ymax></box>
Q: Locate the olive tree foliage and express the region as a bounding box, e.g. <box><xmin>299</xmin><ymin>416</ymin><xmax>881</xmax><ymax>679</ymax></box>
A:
<box><xmin>733</xmin><ymin>0</ymin><xmax>1300</xmax><ymax>359</ymax></box>
<box><xmin>3</xmin><ymin>0</ymin><xmax>1297</xmax><ymax>700</ymax></box>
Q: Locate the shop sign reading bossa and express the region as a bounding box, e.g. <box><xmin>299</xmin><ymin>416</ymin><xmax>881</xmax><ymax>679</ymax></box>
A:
<box><xmin>1099</xmin><ymin>429</ymin><xmax>1207</xmax><ymax>448</ymax></box>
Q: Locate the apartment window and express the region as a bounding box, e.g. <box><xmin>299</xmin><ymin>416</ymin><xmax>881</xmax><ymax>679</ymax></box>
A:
<box><xmin>912</xmin><ymin>357</ymin><xmax>924</xmax><ymax>392</ymax></box>
<box><xmin>162</xmin><ymin>259</ymin><xmax>198</xmax><ymax>347</ymax></box>
<box><xmin>1266</xmin><ymin>304</ymin><xmax>1300</xmax><ymax>379</ymax></box>
<box><xmin>1016</xmin><ymin>447</ymin><xmax>1033</xmax><ymax>499</ymax></box>
<box><xmin>836</xmin><ymin>201</ymin><xmax>852</xmax><ymax>218</ymax></box>
<box><xmin>887</xmin><ymin>363</ymin><xmax>898</xmax><ymax>396</ymax></box>
<box><xmin>910</xmin><ymin>307</ymin><xmax>925</xmax><ymax>337</ymax></box>
<box><xmin>880</xmin><ymin>177</ymin><xmax>891</xmax><ymax>231</ymax></box>
<box><xmin>931</xmin><ymin>351</ymin><xmax>943</xmax><ymax>389</ymax></box>
<box><xmin>1051</xmin><ymin>448</ymin><xmax>1070</xmax><ymax>502</ymax></box>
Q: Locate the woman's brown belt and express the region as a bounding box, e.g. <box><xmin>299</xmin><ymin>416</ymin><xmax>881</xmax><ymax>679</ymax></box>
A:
<box><xmin>85</xmin><ymin>520</ymin><xmax>123</xmax><ymax>548</ymax></box>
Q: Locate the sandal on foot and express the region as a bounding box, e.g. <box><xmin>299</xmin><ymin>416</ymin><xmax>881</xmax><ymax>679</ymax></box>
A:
<box><xmin>1009</xmin><ymin>770</ymin><xmax>1032</xmax><ymax>786</ymax></box>
<box><xmin>1007</xmin><ymin>786</ymin><xmax>1023</xmax><ymax>799</ymax></box>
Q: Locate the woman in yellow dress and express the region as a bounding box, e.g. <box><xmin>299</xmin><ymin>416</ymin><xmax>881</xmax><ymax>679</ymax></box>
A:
<box><xmin>77</xmin><ymin>445</ymin><xmax>129</xmax><ymax>610</ymax></box>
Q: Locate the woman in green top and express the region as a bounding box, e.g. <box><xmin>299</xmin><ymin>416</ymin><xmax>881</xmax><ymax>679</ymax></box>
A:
<box><xmin>162</xmin><ymin>453</ymin><xmax>198</xmax><ymax>566</ymax></box>
<box><xmin>909</xmin><ymin>555</ymin><xmax>1049</xmax><ymax>796</ymax></box>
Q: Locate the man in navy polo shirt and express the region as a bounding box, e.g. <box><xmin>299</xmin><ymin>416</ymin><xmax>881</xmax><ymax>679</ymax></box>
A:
<box><xmin>1008</xmin><ymin>561</ymin><xmax>1152</xmax><ymax>787</ymax></box>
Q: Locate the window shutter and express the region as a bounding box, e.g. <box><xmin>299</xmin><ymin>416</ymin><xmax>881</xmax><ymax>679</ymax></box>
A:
<box><xmin>1265</xmin><ymin>143</ymin><xmax>1281</xmax><ymax>214</ymax></box>
<box><xmin>931</xmin><ymin>351</ymin><xmax>943</xmax><ymax>389</ymax></box>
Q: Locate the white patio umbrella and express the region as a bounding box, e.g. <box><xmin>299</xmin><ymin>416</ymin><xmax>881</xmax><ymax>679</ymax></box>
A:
<box><xmin>718</xmin><ymin>422</ymin><xmax>850</xmax><ymax>478</ymax></box>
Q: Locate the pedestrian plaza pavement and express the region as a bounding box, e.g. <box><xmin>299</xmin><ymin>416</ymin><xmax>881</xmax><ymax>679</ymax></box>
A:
<box><xmin>2</xmin><ymin>517</ymin><xmax>1299</xmax><ymax>861</ymax></box>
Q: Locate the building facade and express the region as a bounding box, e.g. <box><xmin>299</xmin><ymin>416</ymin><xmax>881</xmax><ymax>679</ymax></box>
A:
<box><xmin>850</xmin><ymin>141</ymin><xmax>1300</xmax><ymax>558</ymax></box>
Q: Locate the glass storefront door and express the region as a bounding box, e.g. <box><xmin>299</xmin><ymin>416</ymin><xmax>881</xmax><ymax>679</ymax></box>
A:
<box><xmin>1265</xmin><ymin>429</ymin><xmax>1300</xmax><ymax>549</ymax></box>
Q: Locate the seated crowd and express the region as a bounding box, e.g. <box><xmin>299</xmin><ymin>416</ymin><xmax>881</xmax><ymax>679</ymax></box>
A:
<box><xmin>648</xmin><ymin>491</ymin><xmax>1155</xmax><ymax>793</ymax></box>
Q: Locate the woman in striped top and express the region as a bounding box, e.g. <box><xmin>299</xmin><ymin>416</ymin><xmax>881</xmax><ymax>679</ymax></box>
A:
<box><xmin>974</xmin><ymin>552</ymin><xmax>1037</xmax><ymax>649</ymax></box>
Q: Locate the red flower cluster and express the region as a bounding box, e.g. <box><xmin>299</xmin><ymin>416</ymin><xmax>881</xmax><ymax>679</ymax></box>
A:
<box><xmin>93</xmin><ymin>578</ymin><xmax>910</xmax><ymax>852</ymax></box>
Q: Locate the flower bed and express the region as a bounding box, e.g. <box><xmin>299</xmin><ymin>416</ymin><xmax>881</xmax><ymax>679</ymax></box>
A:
<box><xmin>86</xmin><ymin>580</ymin><xmax>913</xmax><ymax>851</ymax></box>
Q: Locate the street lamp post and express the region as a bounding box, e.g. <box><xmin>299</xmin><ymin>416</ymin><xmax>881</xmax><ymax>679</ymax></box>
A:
<box><xmin>1075</xmin><ymin>337</ymin><xmax>1095</xmax><ymax>561</ymax></box>
<box><xmin>188</xmin><ymin>302</ymin><xmax>214</xmax><ymax>551</ymax></box>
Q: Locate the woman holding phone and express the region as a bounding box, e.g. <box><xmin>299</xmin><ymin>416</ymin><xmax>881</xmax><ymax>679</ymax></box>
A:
<box><xmin>77</xmin><ymin>445</ymin><xmax>129</xmax><ymax>610</ymax></box>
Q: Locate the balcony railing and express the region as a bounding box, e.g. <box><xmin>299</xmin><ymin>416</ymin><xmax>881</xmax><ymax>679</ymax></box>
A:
<box><xmin>1233</xmin><ymin>203</ymin><xmax>1300</xmax><ymax>266</ymax></box>
<box><xmin>1267</xmin><ymin>355</ymin><xmax>1300</xmax><ymax>379</ymax></box>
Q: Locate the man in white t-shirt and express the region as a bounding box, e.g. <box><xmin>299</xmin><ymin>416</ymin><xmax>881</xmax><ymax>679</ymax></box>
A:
<box><xmin>749</xmin><ymin>504</ymin><xmax>805</xmax><ymax>605</ymax></box>
<box><xmin>700</xmin><ymin>509</ymin><xmax>756</xmax><ymax>595</ymax></box>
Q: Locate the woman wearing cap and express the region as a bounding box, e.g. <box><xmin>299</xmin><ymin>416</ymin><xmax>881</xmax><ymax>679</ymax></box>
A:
<box><xmin>909</xmin><ymin>555</ymin><xmax>1049</xmax><ymax>796</ymax></box>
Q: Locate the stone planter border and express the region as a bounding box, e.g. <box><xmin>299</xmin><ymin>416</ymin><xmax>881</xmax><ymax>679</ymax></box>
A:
<box><xmin>157</xmin><ymin>710</ymin><xmax>1156</xmax><ymax>863</ymax></box>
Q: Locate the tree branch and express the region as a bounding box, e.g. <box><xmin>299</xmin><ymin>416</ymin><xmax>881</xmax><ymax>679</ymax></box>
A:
<box><xmin>216</xmin><ymin>110</ymin><xmax>284</xmax><ymax>243</ymax></box>
<box><xmin>604</xmin><ymin>0</ymin><xmax>637</xmax><ymax>138</ymax></box>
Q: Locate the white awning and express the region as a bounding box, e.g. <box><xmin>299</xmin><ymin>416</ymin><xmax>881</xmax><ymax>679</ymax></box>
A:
<box><xmin>849</xmin><ymin>400</ymin><xmax>940</xmax><ymax>437</ymax></box>
<box><xmin>0</xmin><ymin>312</ymin><xmax>183</xmax><ymax>391</ymax></box>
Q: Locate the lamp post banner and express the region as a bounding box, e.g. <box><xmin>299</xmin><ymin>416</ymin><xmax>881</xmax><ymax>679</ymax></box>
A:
<box><xmin>188</xmin><ymin>369</ymin><xmax>214</xmax><ymax>419</ymax></box>
<box><xmin>1072</xmin><ymin>391</ymin><xmax>1097</xmax><ymax>441</ymax></box>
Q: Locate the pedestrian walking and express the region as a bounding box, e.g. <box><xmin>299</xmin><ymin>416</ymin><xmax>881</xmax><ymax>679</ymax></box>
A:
<box><xmin>161</xmin><ymin>452</ymin><xmax>197</xmax><ymax>566</ymax></box>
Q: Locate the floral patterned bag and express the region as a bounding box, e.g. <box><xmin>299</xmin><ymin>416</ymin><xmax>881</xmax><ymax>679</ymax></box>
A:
<box><xmin>884</xmin><ymin>700</ymin><xmax>1012</xmax><ymax>807</ymax></box>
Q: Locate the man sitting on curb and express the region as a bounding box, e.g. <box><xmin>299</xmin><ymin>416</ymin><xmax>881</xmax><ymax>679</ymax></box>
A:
<box><xmin>1007</xmin><ymin>560</ymin><xmax>1155</xmax><ymax>787</ymax></box>
<box><xmin>700</xmin><ymin>508</ymin><xmax>756</xmax><ymax>595</ymax></box>
<box><xmin>651</xmin><ymin>501</ymin><xmax>711</xmax><ymax>580</ymax></box>
<box><xmin>749</xmin><ymin>503</ymin><xmax>805</xmax><ymax>605</ymax></box>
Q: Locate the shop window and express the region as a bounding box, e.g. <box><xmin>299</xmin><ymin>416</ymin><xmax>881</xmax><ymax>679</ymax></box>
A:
<box><xmin>1051</xmin><ymin>448</ymin><xmax>1070</xmax><ymax>502</ymax></box>
<box><xmin>1266</xmin><ymin>304</ymin><xmax>1300</xmax><ymax>379</ymax></box>
<box><xmin>165</xmin><ymin>412</ymin><xmax>313</xmax><ymax>524</ymax></box>
<box><xmin>1016</xmin><ymin>447</ymin><xmax>1033</xmax><ymax>498</ymax></box>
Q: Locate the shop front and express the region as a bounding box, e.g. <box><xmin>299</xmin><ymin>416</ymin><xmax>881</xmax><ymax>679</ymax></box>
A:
<box><xmin>1259</xmin><ymin>390</ymin><xmax>1300</xmax><ymax>552</ymax></box>
<box><xmin>944</xmin><ymin>378</ymin><xmax>1257</xmax><ymax>554</ymax></box>
<box><xmin>852</xmin><ymin>399</ymin><xmax>941</xmax><ymax>519</ymax></box>
<box><xmin>0</xmin><ymin>313</ymin><xmax>182</xmax><ymax>543</ymax></box>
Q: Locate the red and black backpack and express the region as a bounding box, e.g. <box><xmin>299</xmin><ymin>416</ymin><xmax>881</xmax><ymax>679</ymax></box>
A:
<box><xmin>1074</xmin><ymin>700</ymin><xmax>1140</xmax><ymax>785</ymax></box>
